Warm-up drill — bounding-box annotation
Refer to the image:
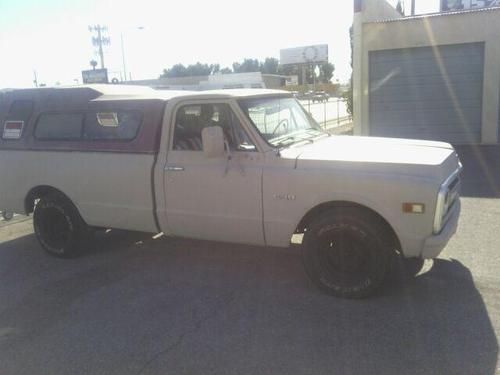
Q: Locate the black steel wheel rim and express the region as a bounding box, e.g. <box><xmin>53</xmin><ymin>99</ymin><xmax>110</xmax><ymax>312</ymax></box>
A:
<box><xmin>37</xmin><ymin>206</ymin><xmax>72</xmax><ymax>252</ymax></box>
<box><xmin>316</xmin><ymin>228</ymin><xmax>375</xmax><ymax>287</ymax></box>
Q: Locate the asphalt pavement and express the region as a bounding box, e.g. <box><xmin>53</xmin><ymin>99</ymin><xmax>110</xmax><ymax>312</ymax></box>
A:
<box><xmin>0</xmin><ymin>146</ymin><xmax>498</xmax><ymax>375</ymax></box>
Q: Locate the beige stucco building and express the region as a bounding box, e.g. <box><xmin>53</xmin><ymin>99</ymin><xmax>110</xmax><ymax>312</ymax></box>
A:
<box><xmin>353</xmin><ymin>0</ymin><xmax>500</xmax><ymax>144</ymax></box>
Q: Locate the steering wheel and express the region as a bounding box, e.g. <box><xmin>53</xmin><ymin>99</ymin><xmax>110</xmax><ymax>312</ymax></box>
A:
<box><xmin>272</xmin><ymin>118</ymin><xmax>289</xmax><ymax>135</ymax></box>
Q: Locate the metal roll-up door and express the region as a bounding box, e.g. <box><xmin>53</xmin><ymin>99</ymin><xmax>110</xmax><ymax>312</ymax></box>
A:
<box><xmin>369</xmin><ymin>43</ymin><xmax>484</xmax><ymax>144</ymax></box>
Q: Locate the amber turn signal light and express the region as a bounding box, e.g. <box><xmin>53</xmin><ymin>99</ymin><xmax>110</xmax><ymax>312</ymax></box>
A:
<box><xmin>402</xmin><ymin>203</ymin><xmax>425</xmax><ymax>214</ymax></box>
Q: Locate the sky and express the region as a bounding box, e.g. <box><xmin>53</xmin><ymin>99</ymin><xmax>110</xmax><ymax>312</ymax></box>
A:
<box><xmin>0</xmin><ymin>0</ymin><xmax>439</xmax><ymax>88</ymax></box>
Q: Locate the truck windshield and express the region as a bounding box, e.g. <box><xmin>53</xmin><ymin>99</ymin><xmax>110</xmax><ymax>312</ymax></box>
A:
<box><xmin>238</xmin><ymin>97</ymin><xmax>324</xmax><ymax>148</ymax></box>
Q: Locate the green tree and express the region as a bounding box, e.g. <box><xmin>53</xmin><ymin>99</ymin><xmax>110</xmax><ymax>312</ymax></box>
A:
<box><xmin>160</xmin><ymin>57</ymin><xmax>282</xmax><ymax>78</ymax></box>
<box><xmin>260</xmin><ymin>57</ymin><xmax>279</xmax><ymax>74</ymax></box>
<box><xmin>160</xmin><ymin>62</ymin><xmax>220</xmax><ymax>78</ymax></box>
<box><xmin>161</xmin><ymin>64</ymin><xmax>187</xmax><ymax>78</ymax></box>
<box><xmin>278</xmin><ymin>64</ymin><xmax>298</xmax><ymax>76</ymax></box>
<box><xmin>232</xmin><ymin>58</ymin><xmax>260</xmax><ymax>73</ymax></box>
<box><xmin>231</xmin><ymin>62</ymin><xmax>241</xmax><ymax>73</ymax></box>
<box><xmin>319</xmin><ymin>62</ymin><xmax>335</xmax><ymax>83</ymax></box>
<box><xmin>342</xmin><ymin>25</ymin><xmax>354</xmax><ymax>116</ymax></box>
<box><xmin>211</xmin><ymin>64</ymin><xmax>220</xmax><ymax>74</ymax></box>
<box><xmin>186</xmin><ymin>62</ymin><xmax>215</xmax><ymax>76</ymax></box>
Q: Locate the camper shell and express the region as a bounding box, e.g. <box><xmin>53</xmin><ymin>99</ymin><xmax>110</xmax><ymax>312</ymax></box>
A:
<box><xmin>0</xmin><ymin>85</ymin><xmax>173</xmax><ymax>153</ymax></box>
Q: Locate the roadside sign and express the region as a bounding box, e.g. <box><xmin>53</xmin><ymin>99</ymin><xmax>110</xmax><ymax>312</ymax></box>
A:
<box><xmin>286</xmin><ymin>75</ymin><xmax>299</xmax><ymax>86</ymax></box>
<box><xmin>82</xmin><ymin>69</ymin><xmax>109</xmax><ymax>84</ymax></box>
<box><xmin>280</xmin><ymin>44</ymin><xmax>329</xmax><ymax>65</ymax></box>
<box><xmin>441</xmin><ymin>0</ymin><xmax>500</xmax><ymax>11</ymax></box>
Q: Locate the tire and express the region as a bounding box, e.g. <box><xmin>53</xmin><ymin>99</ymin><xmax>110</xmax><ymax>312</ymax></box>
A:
<box><xmin>302</xmin><ymin>208</ymin><xmax>393</xmax><ymax>299</ymax></box>
<box><xmin>33</xmin><ymin>192</ymin><xmax>88</xmax><ymax>258</ymax></box>
<box><xmin>2</xmin><ymin>211</ymin><xmax>13</xmax><ymax>221</ymax></box>
<box><xmin>399</xmin><ymin>257</ymin><xmax>425</xmax><ymax>277</ymax></box>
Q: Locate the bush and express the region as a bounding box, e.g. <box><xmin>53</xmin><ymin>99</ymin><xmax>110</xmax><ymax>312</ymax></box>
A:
<box><xmin>342</xmin><ymin>81</ymin><xmax>353</xmax><ymax>116</ymax></box>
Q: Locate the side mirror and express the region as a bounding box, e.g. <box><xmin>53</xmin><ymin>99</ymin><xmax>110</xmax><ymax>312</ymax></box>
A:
<box><xmin>202</xmin><ymin>126</ymin><xmax>225</xmax><ymax>158</ymax></box>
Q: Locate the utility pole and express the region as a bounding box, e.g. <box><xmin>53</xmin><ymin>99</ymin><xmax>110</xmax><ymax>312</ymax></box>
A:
<box><xmin>312</xmin><ymin>63</ymin><xmax>316</xmax><ymax>92</ymax></box>
<box><xmin>88</xmin><ymin>25</ymin><xmax>110</xmax><ymax>69</ymax></box>
<box><xmin>120</xmin><ymin>33</ymin><xmax>127</xmax><ymax>82</ymax></box>
<box><xmin>301</xmin><ymin>65</ymin><xmax>307</xmax><ymax>86</ymax></box>
<box><xmin>411</xmin><ymin>0</ymin><xmax>415</xmax><ymax>15</ymax></box>
<box><xmin>33</xmin><ymin>70</ymin><xmax>38</xmax><ymax>88</ymax></box>
<box><xmin>120</xmin><ymin>27</ymin><xmax>144</xmax><ymax>83</ymax></box>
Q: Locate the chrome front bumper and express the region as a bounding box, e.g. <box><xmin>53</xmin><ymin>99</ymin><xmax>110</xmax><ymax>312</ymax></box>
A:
<box><xmin>421</xmin><ymin>199</ymin><xmax>461</xmax><ymax>259</ymax></box>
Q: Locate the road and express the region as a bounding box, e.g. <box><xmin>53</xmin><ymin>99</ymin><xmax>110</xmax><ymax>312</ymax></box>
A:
<box><xmin>0</xmin><ymin>146</ymin><xmax>498</xmax><ymax>375</ymax></box>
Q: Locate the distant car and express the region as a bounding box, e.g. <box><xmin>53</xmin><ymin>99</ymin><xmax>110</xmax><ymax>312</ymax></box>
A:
<box><xmin>312</xmin><ymin>91</ymin><xmax>329</xmax><ymax>103</ymax></box>
<box><xmin>298</xmin><ymin>90</ymin><xmax>315</xmax><ymax>100</ymax></box>
<box><xmin>1</xmin><ymin>211</ymin><xmax>13</xmax><ymax>221</ymax></box>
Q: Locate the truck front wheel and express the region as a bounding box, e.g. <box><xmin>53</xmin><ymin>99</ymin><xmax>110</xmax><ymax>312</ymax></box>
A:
<box><xmin>33</xmin><ymin>192</ymin><xmax>87</xmax><ymax>258</ymax></box>
<box><xmin>302</xmin><ymin>208</ymin><xmax>393</xmax><ymax>298</ymax></box>
<box><xmin>398</xmin><ymin>257</ymin><xmax>425</xmax><ymax>277</ymax></box>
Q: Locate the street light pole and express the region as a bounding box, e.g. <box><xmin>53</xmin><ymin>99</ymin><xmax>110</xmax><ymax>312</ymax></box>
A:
<box><xmin>121</xmin><ymin>33</ymin><xmax>127</xmax><ymax>82</ymax></box>
<box><xmin>120</xmin><ymin>26</ymin><xmax>144</xmax><ymax>83</ymax></box>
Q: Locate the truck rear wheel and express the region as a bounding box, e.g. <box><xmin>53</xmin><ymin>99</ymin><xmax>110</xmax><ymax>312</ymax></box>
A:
<box><xmin>302</xmin><ymin>208</ymin><xmax>393</xmax><ymax>299</ymax></box>
<box><xmin>33</xmin><ymin>192</ymin><xmax>87</xmax><ymax>258</ymax></box>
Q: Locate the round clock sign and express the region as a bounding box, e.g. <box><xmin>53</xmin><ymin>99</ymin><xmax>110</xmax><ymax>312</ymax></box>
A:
<box><xmin>302</xmin><ymin>46</ymin><xmax>319</xmax><ymax>62</ymax></box>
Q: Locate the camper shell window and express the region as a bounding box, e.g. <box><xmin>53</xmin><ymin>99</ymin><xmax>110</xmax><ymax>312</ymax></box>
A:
<box><xmin>84</xmin><ymin>110</ymin><xmax>142</xmax><ymax>141</ymax></box>
<box><xmin>35</xmin><ymin>113</ymin><xmax>84</xmax><ymax>140</ymax></box>
<box><xmin>34</xmin><ymin>110</ymin><xmax>143</xmax><ymax>142</ymax></box>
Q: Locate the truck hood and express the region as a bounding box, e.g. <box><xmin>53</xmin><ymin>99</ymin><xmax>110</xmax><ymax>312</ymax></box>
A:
<box><xmin>280</xmin><ymin>135</ymin><xmax>459</xmax><ymax>181</ymax></box>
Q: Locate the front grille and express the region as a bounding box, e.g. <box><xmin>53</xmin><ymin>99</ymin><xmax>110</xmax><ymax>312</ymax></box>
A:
<box><xmin>445</xmin><ymin>175</ymin><xmax>460</xmax><ymax>217</ymax></box>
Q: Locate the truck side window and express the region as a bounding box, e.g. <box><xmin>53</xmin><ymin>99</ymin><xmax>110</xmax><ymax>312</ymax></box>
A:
<box><xmin>84</xmin><ymin>110</ymin><xmax>142</xmax><ymax>141</ymax></box>
<box><xmin>173</xmin><ymin>104</ymin><xmax>255</xmax><ymax>151</ymax></box>
<box><xmin>8</xmin><ymin>100</ymin><xmax>34</xmax><ymax>122</ymax></box>
<box><xmin>35</xmin><ymin>113</ymin><xmax>84</xmax><ymax>140</ymax></box>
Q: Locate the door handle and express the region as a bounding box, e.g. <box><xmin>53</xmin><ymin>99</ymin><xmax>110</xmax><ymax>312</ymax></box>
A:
<box><xmin>164</xmin><ymin>166</ymin><xmax>185</xmax><ymax>172</ymax></box>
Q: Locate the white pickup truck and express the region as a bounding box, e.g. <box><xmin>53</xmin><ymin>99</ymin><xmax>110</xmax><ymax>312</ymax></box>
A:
<box><xmin>0</xmin><ymin>85</ymin><xmax>461</xmax><ymax>298</ymax></box>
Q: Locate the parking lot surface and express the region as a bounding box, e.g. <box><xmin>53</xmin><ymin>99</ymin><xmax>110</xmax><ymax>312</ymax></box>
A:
<box><xmin>0</xmin><ymin>146</ymin><xmax>499</xmax><ymax>375</ymax></box>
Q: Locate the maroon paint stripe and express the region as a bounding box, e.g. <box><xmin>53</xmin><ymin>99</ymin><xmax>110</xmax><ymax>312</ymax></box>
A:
<box><xmin>0</xmin><ymin>148</ymin><xmax>156</xmax><ymax>155</ymax></box>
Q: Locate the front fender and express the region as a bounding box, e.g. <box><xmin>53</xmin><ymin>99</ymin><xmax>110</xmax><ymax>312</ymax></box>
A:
<box><xmin>263</xmin><ymin>167</ymin><xmax>438</xmax><ymax>256</ymax></box>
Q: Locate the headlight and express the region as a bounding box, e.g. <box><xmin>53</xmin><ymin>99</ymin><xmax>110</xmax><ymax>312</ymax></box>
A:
<box><xmin>433</xmin><ymin>168</ymin><xmax>461</xmax><ymax>234</ymax></box>
<box><xmin>433</xmin><ymin>185</ymin><xmax>448</xmax><ymax>234</ymax></box>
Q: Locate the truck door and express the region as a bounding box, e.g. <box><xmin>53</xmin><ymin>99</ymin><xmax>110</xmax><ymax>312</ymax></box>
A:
<box><xmin>162</xmin><ymin>101</ymin><xmax>265</xmax><ymax>245</ymax></box>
